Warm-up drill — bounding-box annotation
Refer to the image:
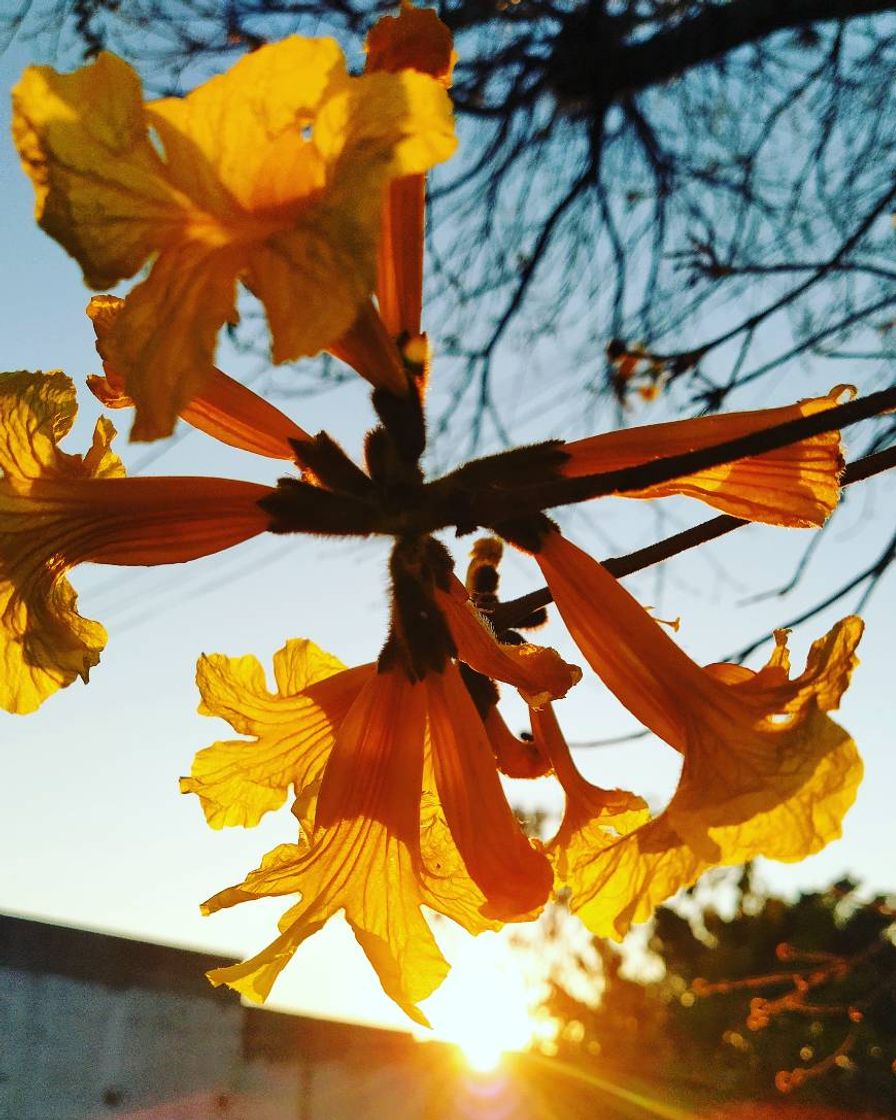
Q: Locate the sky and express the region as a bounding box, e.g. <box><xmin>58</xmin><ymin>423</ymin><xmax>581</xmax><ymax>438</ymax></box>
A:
<box><xmin>0</xmin><ymin>29</ymin><xmax>893</xmax><ymax>1039</ymax></box>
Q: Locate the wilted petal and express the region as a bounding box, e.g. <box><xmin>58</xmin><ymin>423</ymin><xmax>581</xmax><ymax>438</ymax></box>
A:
<box><xmin>435</xmin><ymin>580</ymin><xmax>581</xmax><ymax>708</ymax></box>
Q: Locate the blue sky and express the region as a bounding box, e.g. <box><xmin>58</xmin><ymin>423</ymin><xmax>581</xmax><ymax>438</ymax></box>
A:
<box><xmin>0</xmin><ymin>33</ymin><xmax>893</xmax><ymax>1034</ymax></box>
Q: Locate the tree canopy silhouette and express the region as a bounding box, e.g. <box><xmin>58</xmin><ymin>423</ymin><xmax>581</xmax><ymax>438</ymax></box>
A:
<box><xmin>5</xmin><ymin>0</ymin><xmax>895</xmax><ymax>632</ymax></box>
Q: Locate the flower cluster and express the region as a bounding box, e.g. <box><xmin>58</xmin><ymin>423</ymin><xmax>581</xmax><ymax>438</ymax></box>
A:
<box><xmin>4</xmin><ymin>4</ymin><xmax>863</xmax><ymax>1024</ymax></box>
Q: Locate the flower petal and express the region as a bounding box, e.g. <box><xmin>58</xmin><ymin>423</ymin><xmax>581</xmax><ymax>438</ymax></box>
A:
<box><xmin>15</xmin><ymin>38</ymin><xmax>455</xmax><ymax>438</ymax></box>
<box><xmin>561</xmin><ymin>391</ymin><xmax>847</xmax><ymax>526</ymax></box>
<box><xmin>534</xmin><ymin>531</ymin><xmax>864</xmax><ymax>939</ymax></box>
<box><xmin>366</xmin><ymin>5</ymin><xmax>456</xmax><ymax>339</ymax></box>
<box><xmin>426</xmin><ymin>663</ymin><xmax>553</xmax><ymax>921</ymax></box>
<box><xmin>435</xmin><ymin>580</ymin><xmax>581</xmax><ymax>708</ymax></box>
<box><xmin>567</xmin><ymin>699</ymin><xmax>862</xmax><ymax>941</ymax></box>
<box><xmin>483</xmin><ymin>706</ymin><xmax>553</xmax><ymax>779</ymax></box>
<box><xmin>0</xmin><ymin>371</ymin><xmax>271</xmax><ymax>712</ymax></box>
<box><xmin>417</xmin><ymin>785</ymin><xmax>501</xmax><ymax>936</ymax></box>
<box><xmin>536</xmin><ymin>534</ymin><xmax>694</xmax><ymax>748</ymax></box>
<box><xmin>182</xmin><ymin>641</ymin><xmax>372</xmax><ymax>829</ymax></box>
<box><xmin>366</xmin><ymin>7</ymin><xmax>456</xmax><ymax>85</ymax></box>
<box><xmin>12</xmin><ymin>52</ymin><xmax>188</xmax><ymax>289</ymax></box>
<box><xmin>205</xmin><ymin>670</ymin><xmax>450</xmax><ymax>1024</ymax></box>
<box><xmin>144</xmin><ymin>37</ymin><xmax>349</xmax><ymax>211</ymax></box>
<box><xmin>102</xmin><ymin>243</ymin><xmax>241</xmax><ymax>441</ymax></box>
<box><xmin>87</xmin><ymin>295</ymin><xmax>310</xmax><ymax>459</ymax></box>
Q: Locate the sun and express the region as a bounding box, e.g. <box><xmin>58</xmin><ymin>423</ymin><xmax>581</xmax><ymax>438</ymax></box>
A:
<box><xmin>417</xmin><ymin>931</ymin><xmax>557</xmax><ymax>1073</ymax></box>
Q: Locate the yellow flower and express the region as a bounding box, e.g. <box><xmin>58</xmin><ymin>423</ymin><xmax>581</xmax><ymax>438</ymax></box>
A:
<box><xmin>87</xmin><ymin>295</ymin><xmax>311</xmax><ymax>461</ymax></box>
<box><xmin>561</xmin><ymin>389</ymin><xmax>849</xmax><ymax>525</ymax></box>
<box><xmin>13</xmin><ymin>36</ymin><xmax>456</xmax><ymax>439</ymax></box>
<box><xmin>6</xmin><ymin>2</ymin><xmax>870</xmax><ymax>1037</ymax></box>
<box><xmin>180</xmin><ymin>638</ymin><xmax>374</xmax><ymax>828</ymax></box>
<box><xmin>0</xmin><ymin>370</ymin><xmax>273</xmax><ymax>713</ymax></box>
<box><xmin>191</xmin><ymin>651</ymin><xmax>552</xmax><ymax>1022</ymax></box>
<box><xmin>530</xmin><ymin>530</ymin><xmax>863</xmax><ymax>938</ymax></box>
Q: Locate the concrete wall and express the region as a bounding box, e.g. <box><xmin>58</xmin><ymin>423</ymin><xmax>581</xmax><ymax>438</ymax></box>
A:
<box><xmin>0</xmin><ymin>914</ymin><xmax>441</xmax><ymax>1120</ymax></box>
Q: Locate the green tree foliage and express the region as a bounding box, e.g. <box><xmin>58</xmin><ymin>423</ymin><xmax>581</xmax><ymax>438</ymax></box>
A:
<box><xmin>538</xmin><ymin>871</ymin><xmax>896</xmax><ymax>1114</ymax></box>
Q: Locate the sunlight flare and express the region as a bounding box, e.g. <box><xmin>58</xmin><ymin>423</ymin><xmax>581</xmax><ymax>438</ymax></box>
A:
<box><xmin>416</xmin><ymin>932</ymin><xmax>556</xmax><ymax>1073</ymax></box>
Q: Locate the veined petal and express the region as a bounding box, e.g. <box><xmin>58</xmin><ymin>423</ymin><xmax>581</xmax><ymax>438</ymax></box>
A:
<box><xmin>0</xmin><ymin>371</ymin><xmax>117</xmax><ymax>712</ymax></box>
<box><xmin>561</xmin><ymin>391</ymin><xmax>847</xmax><ymax>526</ymax></box>
<box><xmin>87</xmin><ymin>296</ymin><xmax>310</xmax><ymax>459</ymax></box>
<box><xmin>313</xmin><ymin>68</ymin><xmax>456</xmax><ymax>183</ymax></box>
<box><xmin>435</xmin><ymin>581</ymin><xmax>581</xmax><ymax>708</ymax></box>
<box><xmin>182</xmin><ymin>641</ymin><xmax>373</xmax><ymax>828</ymax></box>
<box><xmin>205</xmin><ymin>817</ymin><xmax>449</xmax><ymax>1025</ymax></box>
<box><xmin>0</xmin><ymin>369</ymin><xmax>123</xmax><ymax>483</ymax></box>
<box><xmin>12</xmin><ymin>53</ymin><xmax>190</xmax><ymax>289</ymax></box>
<box><xmin>14</xmin><ymin>38</ymin><xmax>455</xmax><ymax>439</ymax></box>
<box><xmin>531</xmin><ymin>703</ymin><xmax>650</xmax><ymax>885</ymax></box>
<box><xmin>101</xmin><ymin>243</ymin><xmax>242</xmax><ymax>441</ymax></box>
<box><xmin>534</xmin><ymin>531</ymin><xmax>864</xmax><ymax>939</ymax></box>
<box><xmin>18</xmin><ymin>475</ymin><xmax>272</xmax><ymax>567</ymax></box>
<box><xmin>205</xmin><ymin>670</ymin><xmax>450</xmax><ymax>1024</ymax></box>
<box><xmin>252</xmin><ymin>66</ymin><xmax>455</xmax><ymax>366</ymax></box>
<box><xmin>426</xmin><ymin>663</ymin><xmax>553</xmax><ymax>921</ymax></box>
<box><xmin>144</xmin><ymin>37</ymin><xmax>349</xmax><ymax>212</ymax></box>
<box><xmin>0</xmin><ymin>371</ymin><xmax>271</xmax><ymax>713</ymax></box>
<box><xmin>567</xmin><ymin>698</ymin><xmax>862</xmax><ymax>941</ymax></box>
<box><xmin>417</xmin><ymin>785</ymin><xmax>501</xmax><ymax>936</ymax></box>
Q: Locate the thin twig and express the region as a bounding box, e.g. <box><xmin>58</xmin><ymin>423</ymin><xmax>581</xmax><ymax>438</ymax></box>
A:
<box><xmin>492</xmin><ymin>445</ymin><xmax>896</xmax><ymax>631</ymax></box>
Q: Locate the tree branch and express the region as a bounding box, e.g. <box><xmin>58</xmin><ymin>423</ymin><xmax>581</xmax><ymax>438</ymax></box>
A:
<box><xmin>619</xmin><ymin>0</ymin><xmax>896</xmax><ymax>95</ymax></box>
<box><xmin>491</xmin><ymin>445</ymin><xmax>896</xmax><ymax>631</ymax></box>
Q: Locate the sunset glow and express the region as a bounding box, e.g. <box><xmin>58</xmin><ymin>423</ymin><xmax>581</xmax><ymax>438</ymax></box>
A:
<box><xmin>418</xmin><ymin>932</ymin><xmax>556</xmax><ymax>1072</ymax></box>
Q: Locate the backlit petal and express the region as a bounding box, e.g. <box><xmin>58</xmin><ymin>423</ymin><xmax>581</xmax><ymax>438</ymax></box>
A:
<box><xmin>535</xmin><ymin>531</ymin><xmax>863</xmax><ymax>938</ymax></box>
<box><xmin>87</xmin><ymin>295</ymin><xmax>310</xmax><ymax>459</ymax></box>
<box><xmin>484</xmin><ymin>706</ymin><xmax>553</xmax><ymax>779</ymax></box>
<box><xmin>182</xmin><ymin>641</ymin><xmax>372</xmax><ymax>828</ymax></box>
<box><xmin>0</xmin><ymin>370</ymin><xmax>123</xmax><ymax>713</ymax></box>
<box><xmin>568</xmin><ymin>697</ymin><xmax>862</xmax><ymax>940</ymax></box>
<box><xmin>426</xmin><ymin>663</ymin><xmax>553</xmax><ymax>921</ymax></box>
<box><xmin>561</xmin><ymin>391</ymin><xmax>847</xmax><ymax>526</ymax></box>
<box><xmin>12</xmin><ymin>53</ymin><xmax>189</xmax><ymax>288</ymax></box>
<box><xmin>417</xmin><ymin>784</ymin><xmax>501</xmax><ymax>936</ymax></box>
<box><xmin>205</xmin><ymin>670</ymin><xmax>449</xmax><ymax>1024</ymax></box>
<box><xmin>435</xmin><ymin>581</ymin><xmax>581</xmax><ymax>708</ymax></box>
<box><xmin>14</xmin><ymin>38</ymin><xmax>455</xmax><ymax>439</ymax></box>
<box><xmin>0</xmin><ymin>370</ymin><xmax>271</xmax><ymax>713</ymax></box>
<box><xmin>366</xmin><ymin>5</ymin><xmax>456</xmax><ymax>339</ymax></box>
